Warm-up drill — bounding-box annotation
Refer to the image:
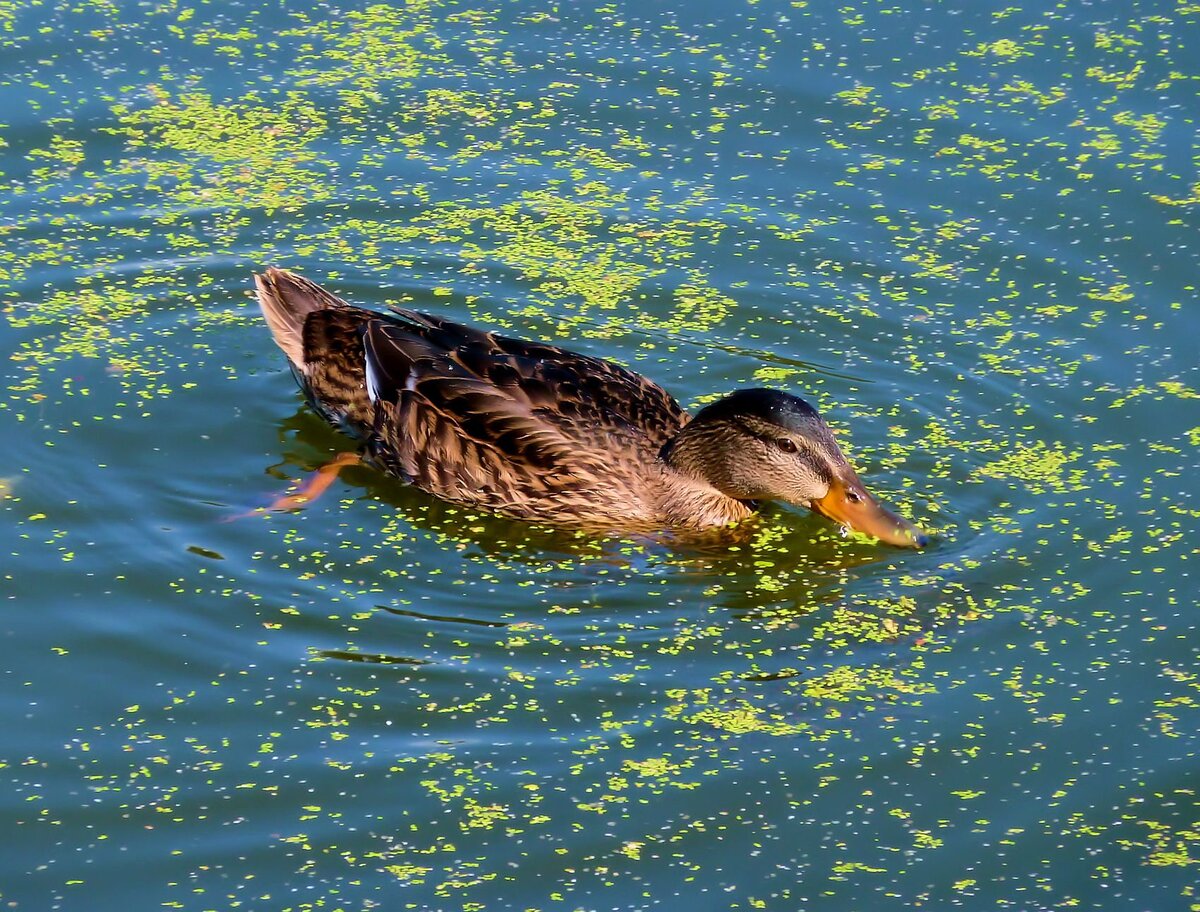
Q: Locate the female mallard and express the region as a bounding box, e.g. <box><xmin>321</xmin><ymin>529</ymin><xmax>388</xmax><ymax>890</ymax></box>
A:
<box><xmin>254</xmin><ymin>268</ymin><xmax>928</xmax><ymax>547</ymax></box>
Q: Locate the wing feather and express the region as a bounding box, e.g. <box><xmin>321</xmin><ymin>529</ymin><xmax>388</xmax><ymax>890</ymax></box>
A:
<box><xmin>282</xmin><ymin>298</ymin><xmax>681</xmax><ymax>522</ymax></box>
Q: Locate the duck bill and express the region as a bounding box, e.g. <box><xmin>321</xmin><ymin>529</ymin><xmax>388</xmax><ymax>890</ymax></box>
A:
<box><xmin>811</xmin><ymin>479</ymin><xmax>929</xmax><ymax>549</ymax></box>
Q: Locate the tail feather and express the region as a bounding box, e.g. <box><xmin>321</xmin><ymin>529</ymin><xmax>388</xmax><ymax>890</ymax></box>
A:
<box><xmin>254</xmin><ymin>267</ymin><xmax>348</xmax><ymax>372</ymax></box>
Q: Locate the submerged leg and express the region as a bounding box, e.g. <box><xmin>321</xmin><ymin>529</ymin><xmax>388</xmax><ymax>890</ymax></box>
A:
<box><xmin>225</xmin><ymin>452</ymin><xmax>361</xmax><ymax>520</ymax></box>
<box><xmin>267</xmin><ymin>451</ymin><xmax>361</xmax><ymax>511</ymax></box>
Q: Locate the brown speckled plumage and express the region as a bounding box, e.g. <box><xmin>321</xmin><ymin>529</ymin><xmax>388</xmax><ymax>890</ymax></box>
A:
<box><xmin>253</xmin><ymin>268</ymin><xmax>930</xmax><ymax>546</ymax></box>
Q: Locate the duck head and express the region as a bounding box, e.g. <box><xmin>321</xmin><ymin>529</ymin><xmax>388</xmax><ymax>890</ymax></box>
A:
<box><xmin>663</xmin><ymin>388</ymin><xmax>928</xmax><ymax>548</ymax></box>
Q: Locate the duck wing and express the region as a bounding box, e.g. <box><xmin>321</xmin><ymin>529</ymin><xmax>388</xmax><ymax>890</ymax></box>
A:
<box><xmin>381</xmin><ymin>308</ymin><xmax>688</xmax><ymax>450</ymax></box>
<box><xmin>257</xmin><ymin>266</ymin><xmax>688</xmax><ymax>519</ymax></box>
<box><xmin>356</xmin><ymin>311</ymin><xmax>686</xmax><ymax>513</ymax></box>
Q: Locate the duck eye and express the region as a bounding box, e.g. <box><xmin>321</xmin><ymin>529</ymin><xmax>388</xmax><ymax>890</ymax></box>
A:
<box><xmin>845</xmin><ymin>489</ymin><xmax>863</xmax><ymax>504</ymax></box>
<box><xmin>776</xmin><ymin>438</ymin><xmax>798</xmax><ymax>454</ymax></box>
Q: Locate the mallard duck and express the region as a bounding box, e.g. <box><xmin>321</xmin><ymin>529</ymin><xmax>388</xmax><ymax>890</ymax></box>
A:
<box><xmin>254</xmin><ymin>268</ymin><xmax>928</xmax><ymax>547</ymax></box>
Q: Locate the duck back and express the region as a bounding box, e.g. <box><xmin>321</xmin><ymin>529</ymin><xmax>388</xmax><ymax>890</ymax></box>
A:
<box><xmin>255</xmin><ymin>268</ymin><xmax>696</xmax><ymax>526</ymax></box>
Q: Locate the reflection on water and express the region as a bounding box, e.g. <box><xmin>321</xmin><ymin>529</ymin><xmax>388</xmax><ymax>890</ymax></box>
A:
<box><xmin>2</xmin><ymin>0</ymin><xmax>1198</xmax><ymax>909</ymax></box>
<box><xmin>378</xmin><ymin>603</ymin><xmax>511</xmax><ymax>629</ymax></box>
<box><xmin>312</xmin><ymin>648</ymin><xmax>431</xmax><ymax>666</ymax></box>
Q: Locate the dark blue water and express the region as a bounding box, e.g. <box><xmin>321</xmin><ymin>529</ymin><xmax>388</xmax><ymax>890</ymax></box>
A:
<box><xmin>2</xmin><ymin>1</ymin><xmax>1198</xmax><ymax>909</ymax></box>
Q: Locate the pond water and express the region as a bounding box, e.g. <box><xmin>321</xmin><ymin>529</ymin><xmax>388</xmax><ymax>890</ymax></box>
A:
<box><xmin>2</xmin><ymin>1</ymin><xmax>1198</xmax><ymax>909</ymax></box>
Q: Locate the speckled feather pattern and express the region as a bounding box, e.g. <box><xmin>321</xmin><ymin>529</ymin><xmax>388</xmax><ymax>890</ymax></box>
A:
<box><xmin>255</xmin><ymin>268</ymin><xmax>752</xmax><ymax>530</ymax></box>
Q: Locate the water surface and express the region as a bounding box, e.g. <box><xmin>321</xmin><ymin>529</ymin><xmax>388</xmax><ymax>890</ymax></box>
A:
<box><xmin>2</xmin><ymin>1</ymin><xmax>1198</xmax><ymax>910</ymax></box>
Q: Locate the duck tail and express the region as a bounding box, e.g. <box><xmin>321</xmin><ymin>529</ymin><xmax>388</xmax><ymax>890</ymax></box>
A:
<box><xmin>254</xmin><ymin>267</ymin><xmax>348</xmax><ymax>372</ymax></box>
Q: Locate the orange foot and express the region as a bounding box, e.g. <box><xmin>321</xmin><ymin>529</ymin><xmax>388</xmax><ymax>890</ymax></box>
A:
<box><xmin>268</xmin><ymin>451</ymin><xmax>361</xmax><ymax>511</ymax></box>
<box><xmin>225</xmin><ymin>452</ymin><xmax>361</xmax><ymax>520</ymax></box>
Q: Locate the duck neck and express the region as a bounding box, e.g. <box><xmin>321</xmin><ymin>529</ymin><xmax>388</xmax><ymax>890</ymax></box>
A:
<box><xmin>661</xmin><ymin>418</ymin><xmax>737</xmax><ymax>488</ymax></box>
<box><xmin>659</xmin><ymin>423</ymin><xmax>756</xmax><ymax>528</ymax></box>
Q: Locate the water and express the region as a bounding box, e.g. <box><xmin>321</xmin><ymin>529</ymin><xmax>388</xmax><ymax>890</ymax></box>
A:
<box><xmin>2</xmin><ymin>1</ymin><xmax>1197</xmax><ymax>909</ymax></box>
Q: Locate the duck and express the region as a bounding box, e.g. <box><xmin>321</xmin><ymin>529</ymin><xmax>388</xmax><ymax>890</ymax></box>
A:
<box><xmin>253</xmin><ymin>267</ymin><xmax>928</xmax><ymax>547</ymax></box>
